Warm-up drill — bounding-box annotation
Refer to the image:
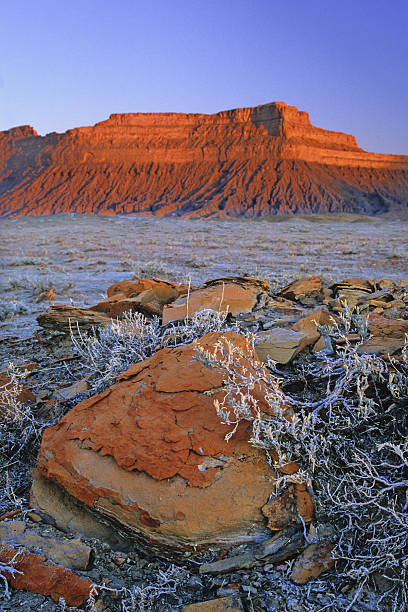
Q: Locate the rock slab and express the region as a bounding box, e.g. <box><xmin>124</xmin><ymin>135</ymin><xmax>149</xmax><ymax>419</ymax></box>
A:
<box><xmin>32</xmin><ymin>332</ymin><xmax>285</xmax><ymax>558</ymax></box>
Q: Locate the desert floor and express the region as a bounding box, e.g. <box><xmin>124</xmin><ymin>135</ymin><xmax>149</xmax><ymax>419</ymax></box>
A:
<box><xmin>1</xmin><ymin>212</ymin><xmax>407</xmax><ymax>353</ymax></box>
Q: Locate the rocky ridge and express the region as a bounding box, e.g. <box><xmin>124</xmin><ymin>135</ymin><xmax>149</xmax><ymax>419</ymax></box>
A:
<box><xmin>1</xmin><ymin>102</ymin><xmax>408</xmax><ymax>218</ymax></box>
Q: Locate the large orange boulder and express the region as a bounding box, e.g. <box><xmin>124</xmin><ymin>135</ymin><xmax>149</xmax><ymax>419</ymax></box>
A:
<box><xmin>32</xmin><ymin>332</ymin><xmax>287</xmax><ymax>558</ymax></box>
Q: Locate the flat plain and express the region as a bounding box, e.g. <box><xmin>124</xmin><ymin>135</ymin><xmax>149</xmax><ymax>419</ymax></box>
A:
<box><xmin>1</xmin><ymin>213</ymin><xmax>407</xmax><ymax>347</ymax></box>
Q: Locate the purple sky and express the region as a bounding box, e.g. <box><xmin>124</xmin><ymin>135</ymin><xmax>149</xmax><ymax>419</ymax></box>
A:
<box><xmin>1</xmin><ymin>0</ymin><xmax>407</xmax><ymax>154</ymax></box>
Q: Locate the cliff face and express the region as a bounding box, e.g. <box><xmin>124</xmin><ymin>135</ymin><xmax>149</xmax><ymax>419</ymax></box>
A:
<box><xmin>1</xmin><ymin>102</ymin><xmax>407</xmax><ymax>217</ymax></box>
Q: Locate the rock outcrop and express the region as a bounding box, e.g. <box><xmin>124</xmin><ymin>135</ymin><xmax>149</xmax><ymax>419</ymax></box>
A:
<box><xmin>1</xmin><ymin>102</ymin><xmax>407</xmax><ymax>218</ymax></box>
<box><xmin>31</xmin><ymin>332</ymin><xmax>289</xmax><ymax>558</ymax></box>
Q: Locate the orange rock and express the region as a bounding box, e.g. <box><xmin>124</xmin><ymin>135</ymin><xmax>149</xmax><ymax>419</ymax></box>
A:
<box><xmin>294</xmin><ymin>483</ymin><xmax>314</xmax><ymax>523</ymax></box>
<box><xmin>183</xmin><ymin>595</ymin><xmax>243</xmax><ymax>611</ymax></box>
<box><xmin>0</xmin><ymin>544</ymin><xmax>94</xmax><ymax>606</ymax></box>
<box><xmin>262</xmin><ymin>486</ymin><xmax>297</xmax><ymax>531</ymax></box>
<box><xmin>357</xmin><ymin>315</ymin><xmax>408</xmax><ymax>355</ymax></box>
<box><xmin>92</xmin><ymin>278</ymin><xmax>189</xmax><ymax>318</ymax></box>
<box><xmin>291</xmin><ymin>541</ymin><xmax>335</xmax><ymax>584</ymax></box>
<box><xmin>162</xmin><ymin>277</ymin><xmax>269</xmax><ymax>323</ymax></box>
<box><xmin>32</xmin><ymin>332</ymin><xmax>289</xmax><ymax>557</ymax></box>
<box><xmin>1</xmin><ymin>103</ymin><xmax>408</xmax><ymax>218</ymax></box>
<box><xmin>0</xmin><ymin>373</ymin><xmax>35</xmax><ymax>415</ymax></box>
<box><xmin>280</xmin><ymin>276</ymin><xmax>323</xmax><ymax>303</ymax></box>
<box><xmin>262</xmin><ymin>483</ymin><xmax>313</xmax><ymax>530</ymax></box>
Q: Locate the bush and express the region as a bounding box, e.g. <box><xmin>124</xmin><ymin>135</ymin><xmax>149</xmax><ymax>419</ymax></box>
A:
<box><xmin>196</xmin><ymin>327</ymin><xmax>408</xmax><ymax>611</ymax></box>
<box><xmin>70</xmin><ymin>309</ymin><xmax>237</xmax><ymax>395</ymax></box>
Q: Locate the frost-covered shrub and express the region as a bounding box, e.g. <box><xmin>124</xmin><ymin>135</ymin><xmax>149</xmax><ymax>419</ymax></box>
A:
<box><xmin>0</xmin><ymin>365</ymin><xmax>49</xmax><ymax>514</ymax></box>
<box><xmin>70</xmin><ymin>309</ymin><xmax>236</xmax><ymax>395</ymax></box>
<box><xmin>196</xmin><ymin>331</ymin><xmax>408</xmax><ymax>611</ymax></box>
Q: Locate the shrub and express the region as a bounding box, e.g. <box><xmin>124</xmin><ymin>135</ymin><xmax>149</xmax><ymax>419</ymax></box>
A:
<box><xmin>196</xmin><ymin>328</ymin><xmax>408</xmax><ymax>611</ymax></box>
<box><xmin>70</xmin><ymin>309</ymin><xmax>237</xmax><ymax>395</ymax></box>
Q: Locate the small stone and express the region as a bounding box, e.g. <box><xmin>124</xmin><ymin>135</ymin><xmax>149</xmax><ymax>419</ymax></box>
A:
<box><xmin>255</xmin><ymin>328</ymin><xmax>309</xmax><ymax>364</ymax></box>
<box><xmin>0</xmin><ymin>544</ymin><xmax>95</xmax><ymax>606</ymax></box>
<box><xmin>291</xmin><ymin>541</ymin><xmax>335</xmax><ymax>584</ymax></box>
<box><xmin>183</xmin><ymin>595</ymin><xmax>244</xmax><ymax>611</ymax></box>
<box><xmin>0</xmin><ymin>521</ymin><xmax>91</xmax><ymax>570</ymax></box>
<box><xmin>279</xmin><ymin>276</ymin><xmax>323</xmax><ymax>302</ymax></box>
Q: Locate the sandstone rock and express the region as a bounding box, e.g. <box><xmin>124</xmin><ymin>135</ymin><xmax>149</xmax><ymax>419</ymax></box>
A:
<box><xmin>291</xmin><ymin>541</ymin><xmax>335</xmax><ymax>584</ymax></box>
<box><xmin>162</xmin><ymin>277</ymin><xmax>269</xmax><ymax>324</ymax></box>
<box><xmin>92</xmin><ymin>278</ymin><xmax>189</xmax><ymax>318</ymax></box>
<box><xmin>255</xmin><ymin>328</ymin><xmax>309</xmax><ymax>364</ymax></box>
<box><xmin>0</xmin><ymin>521</ymin><xmax>91</xmax><ymax>570</ymax></box>
<box><xmin>2</xmin><ymin>103</ymin><xmax>408</xmax><ymax>219</ymax></box>
<box><xmin>279</xmin><ymin>276</ymin><xmax>323</xmax><ymax>304</ymax></box>
<box><xmin>32</xmin><ymin>332</ymin><xmax>288</xmax><ymax>558</ymax></box>
<box><xmin>31</xmin><ymin>476</ymin><xmax>130</xmax><ymax>551</ymax></box>
<box><xmin>357</xmin><ymin>336</ymin><xmax>407</xmax><ymax>355</ymax></box>
<box><xmin>357</xmin><ymin>315</ymin><xmax>408</xmax><ymax>355</ymax></box>
<box><xmin>54</xmin><ymin>378</ymin><xmax>89</xmax><ymax>400</ymax></box>
<box><xmin>183</xmin><ymin>595</ymin><xmax>243</xmax><ymax>611</ymax></box>
<box><xmin>37</xmin><ymin>305</ymin><xmax>110</xmax><ymax>333</ymax></box>
<box><xmin>261</xmin><ymin>483</ymin><xmax>313</xmax><ymax>531</ymax></box>
<box><xmin>0</xmin><ymin>544</ymin><xmax>94</xmax><ymax>606</ymax></box>
<box><xmin>291</xmin><ymin>308</ymin><xmax>339</xmax><ymax>353</ymax></box>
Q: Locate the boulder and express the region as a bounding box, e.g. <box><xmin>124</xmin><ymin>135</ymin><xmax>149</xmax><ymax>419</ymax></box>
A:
<box><xmin>32</xmin><ymin>332</ymin><xmax>289</xmax><ymax>559</ymax></box>
<box><xmin>92</xmin><ymin>278</ymin><xmax>189</xmax><ymax>318</ymax></box>
<box><xmin>279</xmin><ymin>276</ymin><xmax>322</xmax><ymax>304</ymax></box>
<box><xmin>162</xmin><ymin>277</ymin><xmax>269</xmax><ymax>324</ymax></box>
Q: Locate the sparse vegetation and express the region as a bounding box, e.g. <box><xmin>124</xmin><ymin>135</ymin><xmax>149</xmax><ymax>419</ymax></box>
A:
<box><xmin>70</xmin><ymin>309</ymin><xmax>236</xmax><ymax>394</ymax></box>
<box><xmin>0</xmin><ymin>365</ymin><xmax>54</xmax><ymax>514</ymax></box>
<box><xmin>196</xmin><ymin>315</ymin><xmax>408</xmax><ymax>611</ymax></box>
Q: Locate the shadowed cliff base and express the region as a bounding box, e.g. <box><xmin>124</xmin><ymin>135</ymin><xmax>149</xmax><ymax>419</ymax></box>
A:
<box><xmin>1</xmin><ymin>102</ymin><xmax>407</xmax><ymax>218</ymax></box>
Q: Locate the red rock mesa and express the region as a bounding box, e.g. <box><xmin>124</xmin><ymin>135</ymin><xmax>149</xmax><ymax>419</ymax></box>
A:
<box><xmin>1</xmin><ymin>102</ymin><xmax>407</xmax><ymax>217</ymax></box>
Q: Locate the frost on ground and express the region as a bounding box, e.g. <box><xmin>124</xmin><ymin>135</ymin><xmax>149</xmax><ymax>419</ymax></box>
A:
<box><xmin>0</xmin><ymin>213</ymin><xmax>407</xmax><ymax>611</ymax></box>
<box><xmin>1</xmin><ymin>213</ymin><xmax>408</xmax><ymax>343</ymax></box>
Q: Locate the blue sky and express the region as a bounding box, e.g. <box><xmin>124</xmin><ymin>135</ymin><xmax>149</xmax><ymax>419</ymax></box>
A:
<box><xmin>1</xmin><ymin>0</ymin><xmax>407</xmax><ymax>153</ymax></box>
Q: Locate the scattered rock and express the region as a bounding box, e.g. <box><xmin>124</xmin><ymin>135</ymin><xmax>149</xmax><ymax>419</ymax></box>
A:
<box><xmin>279</xmin><ymin>276</ymin><xmax>323</xmax><ymax>304</ymax></box>
<box><xmin>291</xmin><ymin>541</ymin><xmax>335</xmax><ymax>584</ymax></box>
<box><xmin>183</xmin><ymin>595</ymin><xmax>244</xmax><ymax>611</ymax></box>
<box><xmin>54</xmin><ymin>378</ymin><xmax>89</xmax><ymax>400</ymax></box>
<box><xmin>199</xmin><ymin>526</ymin><xmax>305</xmax><ymax>575</ymax></box>
<box><xmin>255</xmin><ymin>328</ymin><xmax>309</xmax><ymax>364</ymax></box>
<box><xmin>92</xmin><ymin>278</ymin><xmax>189</xmax><ymax>318</ymax></box>
<box><xmin>261</xmin><ymin>484</ymin><xmax>313</xmax><ymax>531</ymax></box>
<box><xmin>0</xmin><ymin>544</ymin><xmax>95</xmax><ymax>606</ymax></box>
<box><xmin>0</xmin><ymin>373</ymin><xmax>35</xmax><ymax>411</ymax></box>
<box><xmin>0</xmin><ymin>520</ymin><xmax>91</xmax><ymax>570</ymax></box>
<box><xmin>357</xmin><ymin>315</ymin><xmax>408</xmax><ymax>355</ymax></box>
<box><xmin>37</xmin><ymin>305</ymin><xmax>110</xmax><ymax>333</ymax></box>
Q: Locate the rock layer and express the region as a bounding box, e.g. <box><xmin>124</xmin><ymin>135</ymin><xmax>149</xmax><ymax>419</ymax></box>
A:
<box><xmin>1</xmin><ymin>102</ymin><xmax>408</xmax><ymax>217</ymax></box>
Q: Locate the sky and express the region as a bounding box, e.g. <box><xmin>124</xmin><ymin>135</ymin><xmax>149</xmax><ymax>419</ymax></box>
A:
<box><xmin>0</xmin><ymin>0</ymin><xmax>407</xmax><ymax>154</ymax></box>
